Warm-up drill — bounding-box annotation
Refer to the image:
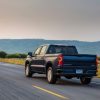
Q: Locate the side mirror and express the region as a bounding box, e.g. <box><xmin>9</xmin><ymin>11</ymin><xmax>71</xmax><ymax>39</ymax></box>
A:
<box><xmin>28</xmin><ymin>52</ymin><xmax>32</xmax><ymax>57</ymax></box>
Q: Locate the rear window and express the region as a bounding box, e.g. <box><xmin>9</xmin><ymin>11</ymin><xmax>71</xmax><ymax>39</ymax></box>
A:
<box><xmin>47</xmin><ymin>45</ymin><xmax>78</xmax><ymax>55</ymax></box>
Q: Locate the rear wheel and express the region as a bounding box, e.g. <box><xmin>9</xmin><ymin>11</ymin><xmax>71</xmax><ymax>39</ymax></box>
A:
<box><xmin>80</xmin><ymin>77</ymin><xmax>92</xmax><ymax>85</ymax></box>
<box><xmin>25</xmin><ymin>64</ymin><xmax>33</xmax><ymax>77</ymax></box>
<box><xmin>47</xmin><ymin>67</ymin><xmax>57</xmax><ymax>84</ymax></box>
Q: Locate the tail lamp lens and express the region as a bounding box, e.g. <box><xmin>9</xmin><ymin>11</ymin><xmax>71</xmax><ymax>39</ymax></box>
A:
<box><xmin>58</xmin><ymin>54</ymin><xmax>63</xmax><ymax>66</ymax></box>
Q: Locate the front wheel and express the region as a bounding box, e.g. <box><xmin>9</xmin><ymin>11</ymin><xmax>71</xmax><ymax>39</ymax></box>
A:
<box><xmin>47</xmin><ymin>67</ymin><xmax>57</xmax><ymax>84</ymax></box>
<box><xmin>25</xmin><ymin>64</ymin><xmax>33</xmax><ymax>77</ymax></box>
<box><xmin>80</xmin><ymin>77</ymin><xmax>92</xmax><ymax>85</ymax></box>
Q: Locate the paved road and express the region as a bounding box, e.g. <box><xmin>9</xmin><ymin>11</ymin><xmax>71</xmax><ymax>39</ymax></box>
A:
<box><xmin>0</xmin><ymin>62</ymin><xmax>100</xmax><ymax>100</ymax></box>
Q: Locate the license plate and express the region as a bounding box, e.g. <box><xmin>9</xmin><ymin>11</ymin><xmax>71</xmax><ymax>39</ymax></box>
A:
<box><xmin>76</xmin><ymin>69</ymin><xmax>83</xmax><ymax>74</ymax></box>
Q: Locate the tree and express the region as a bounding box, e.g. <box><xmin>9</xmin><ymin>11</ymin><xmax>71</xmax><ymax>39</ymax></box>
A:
<box><xmin>6</xmin><ymin>53</ymin><xmax>27</xmax><ymax>58</ymax></box>
<box><xmin>0</xmin><ymin>51</ymin><xmax>7</xmax><ymax>58</ymax></box>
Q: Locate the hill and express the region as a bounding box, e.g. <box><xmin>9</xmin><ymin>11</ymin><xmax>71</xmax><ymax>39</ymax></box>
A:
<box><xmin>0</xmin><ymin>39</ymin><xmax>100</xmax><ymax>55</ymax></box>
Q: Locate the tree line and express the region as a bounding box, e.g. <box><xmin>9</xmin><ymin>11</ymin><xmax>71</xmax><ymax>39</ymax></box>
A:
<box><xmin>0</xmin><ymin>51</ymin><xmax>27</xmax><ymax>58</ymax></box>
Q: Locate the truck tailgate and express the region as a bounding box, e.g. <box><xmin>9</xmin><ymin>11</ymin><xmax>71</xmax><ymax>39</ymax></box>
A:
<box><xmin>63</xmin><ymin>54</ymin><xmax>96</xmax><ymax>66</ymax></box>
<box><xmin>62</xmin><ymin>54</ymin><xmax>97</xmax><ymax>75</ymax></box>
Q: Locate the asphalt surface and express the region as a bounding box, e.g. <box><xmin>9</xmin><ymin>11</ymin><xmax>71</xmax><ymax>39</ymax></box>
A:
<box><xmin>0</xmin><ymin>62</ymin><xmax>100</xmax><ymax>100</ymax></box>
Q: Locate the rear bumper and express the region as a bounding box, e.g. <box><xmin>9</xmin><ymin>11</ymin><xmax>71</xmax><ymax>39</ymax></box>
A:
<box><xmin>55</xmin><ymin>68</ymin><xmax>97</xmax><ymax>77</ymax></box>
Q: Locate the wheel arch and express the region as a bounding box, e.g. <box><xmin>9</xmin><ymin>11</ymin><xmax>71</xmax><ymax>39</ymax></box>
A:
<box><xmin>25</xmin><ymin>60</ymin><xmax>30</xmax><ymax>68</ymax></box>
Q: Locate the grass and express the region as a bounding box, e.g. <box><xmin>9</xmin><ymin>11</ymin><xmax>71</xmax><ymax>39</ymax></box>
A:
<box><xmin>0</xmin><ymin>58</ymin><xmax>100</xmax><ymax>78</ymax></box>
<box><xmin>0</xmin><ymin>58</ymin><xmax>25</xmax><ymax>65</ymax></box>
<box><xmin>97</xmin><ymin>59</ymin><xmax>100</xmax><ymax>78</ymax></box>
<box><xmin>97</xmin><ymin>64</ymin><xmax>100</xmax><ymax>78</ymax></box>
<box><xmin>97</xmin><ymin>70</ymin><xmax>100</xmax><ymax>78</ymax></box>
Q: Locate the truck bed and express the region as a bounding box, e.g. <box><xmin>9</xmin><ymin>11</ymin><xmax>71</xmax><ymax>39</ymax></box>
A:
<box><xmin>57</xmin><ymin>54</ymin><xmax>97</xmax><ymax>77</ymax></box>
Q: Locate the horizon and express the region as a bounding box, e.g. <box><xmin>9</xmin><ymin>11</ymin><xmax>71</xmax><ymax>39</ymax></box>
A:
<box><xmin>0</xmin><ymin>38</ymin><xmax>99</xmax><ymax>42</ymax></box>
<box><xmin>0</xmin><ymin>38</ymin><xmax>100</xmax><ymax>56</ymax></box>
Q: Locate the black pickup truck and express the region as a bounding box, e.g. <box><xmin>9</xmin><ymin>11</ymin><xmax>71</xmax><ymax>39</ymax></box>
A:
<box><xmin>25</xmin><ymin>44</ymin><xmax>97</xmax><ymax>84</ymax></box>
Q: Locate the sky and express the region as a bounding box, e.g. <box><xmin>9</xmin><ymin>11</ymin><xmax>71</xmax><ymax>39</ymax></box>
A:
<box><xmin>0</xmin><ymin>0</ymin><xmax>100</xmax><ymax>41</ymax></box>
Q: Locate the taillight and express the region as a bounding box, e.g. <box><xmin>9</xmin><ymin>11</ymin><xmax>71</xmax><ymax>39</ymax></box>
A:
<box><xmin>58</xmin><ymin>54</ymin><xmax>63</xmax><ymax>66</ymax></box>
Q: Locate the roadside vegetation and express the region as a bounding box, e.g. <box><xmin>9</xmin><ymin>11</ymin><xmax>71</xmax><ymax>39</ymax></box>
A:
<box><xmin>0</xmin><ymin>51</ymin><xmax>27</xmax><ymax>58</ymax></box>
<box><xmin>98</xmin><ymin>69</ymin><xmax>100</xmax><ymax>78</ymax></box>
<box><xmin>0</xmin><ymin>58</ymin><xmax>25</xmax><ymax>65</ymax></box>
<box><xmin>97</xmin><ymin>57</ymin><xmax>100</xmax><ymax>78</ymax></box>
<box><xmin>0</xmin><ymin>51</ymin><xmax>100</xmax><ymax>77</ymax></box>
<box><xmin>0</xmin><ymin>51</ymin><xmax>26</xmax><ymax>65</ymax></box>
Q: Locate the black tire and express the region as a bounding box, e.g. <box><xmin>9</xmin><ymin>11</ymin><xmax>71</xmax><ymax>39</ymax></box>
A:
<box><xmin>47</xmin><ymin>67</ymin><xmax>57</xmax><ymax>84</ymax></box>
<box><xmin>25</xmin><ymin>64</ymin><xmax>33</xmax><ymax>77</ymax></box>
<box><xmin>80</xmin><ymin>77</ymin><xmax>92</xmax><ymax>85</ymax></box>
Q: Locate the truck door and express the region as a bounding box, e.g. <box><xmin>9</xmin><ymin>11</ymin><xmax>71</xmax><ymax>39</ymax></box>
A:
<box><xmin>31</xmin><ymin>46</ymin><xmax>47</xmax><ymax>73</ymax></box>
<box><xmin>35</xmin><ymin>46</ymin><xmax>47</xmax><ymax>73</ymax></box>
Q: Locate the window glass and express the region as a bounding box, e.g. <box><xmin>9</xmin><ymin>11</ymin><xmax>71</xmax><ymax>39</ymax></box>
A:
<box><xmin>34</xmin><ymin>47</ymin><xmax>42</xmax><ymax>55</ymax></box>
<box><xmin>40</xmin><ymin>46</ymin><xmax>47</xmax><ymax>55</ymax></box>
<box><xmin>47</xmin><ymin>45</ymin><xmax>78</xmax><ymax>55</ymax></box>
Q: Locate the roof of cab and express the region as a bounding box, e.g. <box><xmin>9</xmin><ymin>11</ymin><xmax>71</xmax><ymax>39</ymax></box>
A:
<box><xmin>40</xmin><ymin>44</ymin><xmax>75</xmax><ymax>47</ymax></box>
